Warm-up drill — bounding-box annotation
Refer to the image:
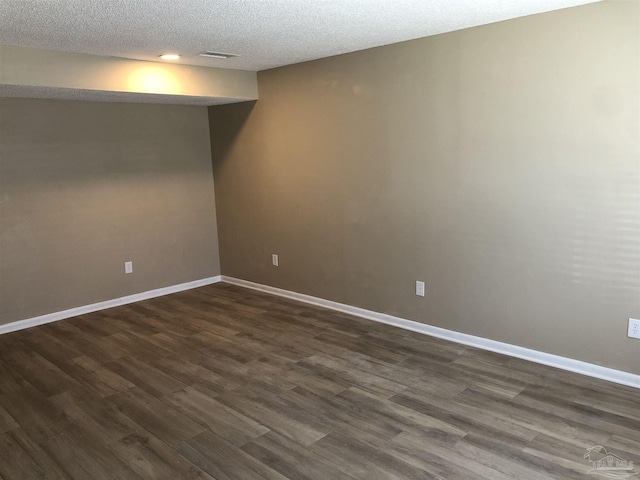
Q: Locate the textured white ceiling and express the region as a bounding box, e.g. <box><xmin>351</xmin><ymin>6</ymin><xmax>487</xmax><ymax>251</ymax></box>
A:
<box><xmin>0</xmin><ymin>0</ymin><xmax>599</xmax><ymax>72</ymax></box>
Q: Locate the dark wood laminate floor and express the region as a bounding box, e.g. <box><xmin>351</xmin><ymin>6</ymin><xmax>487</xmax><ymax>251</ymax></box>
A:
<box><xmin>0</xmin><ymin>283</ymin><xmax>638</xmax><ymax>480</ymax></box>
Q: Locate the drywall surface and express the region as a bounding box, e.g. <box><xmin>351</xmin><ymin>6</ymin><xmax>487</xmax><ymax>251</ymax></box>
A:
<box><xmin>0</xmin><ymin>98</ymin><xmax>220</xmax><ymax>324</ymax></box>
<box><xmin>0</xmin><ymin>44</ymin><xmax>258</xmax><ymax>105</ymax></box>
<box><xmin>210</xmin><ymin>1</ymin><xmax>639</xmax><ymax>374</ymax></box>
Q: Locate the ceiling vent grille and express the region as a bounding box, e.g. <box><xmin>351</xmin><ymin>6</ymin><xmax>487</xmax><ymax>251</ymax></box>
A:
<box><xmin>198</xmin><ymin>51</ymin><xmax>239</xmax><ymax>59</ymax></box>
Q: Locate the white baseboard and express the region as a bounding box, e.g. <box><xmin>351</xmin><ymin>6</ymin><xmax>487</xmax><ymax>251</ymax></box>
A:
<box><xmin>2</xmin><ymin>273</ymin><xmax>637</xmax><ymax>389</ymax></box>
<box><xmin>0</xmin><ymin>276</ymin><xmax>222</xmax><ymax>336</ymax></box>
<box><xmin>222</xmin><ymin>276</ymin><xmax>640</xmax><ymax>389</ymax></box>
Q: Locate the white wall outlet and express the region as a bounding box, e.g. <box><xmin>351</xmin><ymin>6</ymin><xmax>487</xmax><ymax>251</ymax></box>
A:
<box><xmin>125</xmin><ymin>261</ymin><xmax>133</xmax><ymax>274</ymax></box>
<box><xmin>628</xmin><ymin>318</ymin><xmax>640</xmax><ymax>339</ymax></box>
<box><xmin>272</xmin><ymin>254</ymin><xmax>279</xmax><ymax>267</ymax></box>
<box><xmin>416</xmin><ymin>280</ymin><xmax>425</xmax><ymax>297</ymax></box>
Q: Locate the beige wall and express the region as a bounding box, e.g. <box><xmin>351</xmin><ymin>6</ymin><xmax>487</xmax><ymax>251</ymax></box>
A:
<box><xmin>0</xmin><ymin>98</ymin><xmax>220</xmax><ymax>325</ymax></box>
<box><xmin>210</xmin><ymin>1</ymin><xmax>640</xmax><ymax>373</ymax></box>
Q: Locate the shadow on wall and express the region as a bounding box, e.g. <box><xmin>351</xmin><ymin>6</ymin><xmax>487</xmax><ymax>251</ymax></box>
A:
<box><xmin>208</xmin><ymin>100</ymin><xmax>256</xmax><ymax>175</ymax></box>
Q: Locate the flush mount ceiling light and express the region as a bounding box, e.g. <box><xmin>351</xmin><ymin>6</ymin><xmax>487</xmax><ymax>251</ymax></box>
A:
<box><xmin>199</xmin><ymin>51</ymin><xmax>239</xmax><ymax>59</ymax></box>
<box><xmin>159</xmin><ymin>54</ymin><xmax>181</xmax><ymax>60</ymax></box>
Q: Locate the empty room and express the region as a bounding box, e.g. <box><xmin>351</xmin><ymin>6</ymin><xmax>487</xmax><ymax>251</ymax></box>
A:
<box><xmin>0</xmin><ymin>0</ymin><xmax>639</xmax><ymax>478</ymax></box>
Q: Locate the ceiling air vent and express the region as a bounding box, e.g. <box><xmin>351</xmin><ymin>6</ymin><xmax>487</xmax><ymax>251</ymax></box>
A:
<box><xmin>199</xmin><ymin>51</ymin><xmax>239</xmax><ymax>59</ymax></box>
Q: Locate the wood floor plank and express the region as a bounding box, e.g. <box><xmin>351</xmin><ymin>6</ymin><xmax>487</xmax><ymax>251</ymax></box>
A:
<box><xmin>452</xmin><ymin>387</ymin><xmax>612</xmax><ymax>447</ymax></box>
<box><xmin>575</xmin><ymin>390</ymin><xmax>640</xmax><ymax>422</ymax></box>
<box><xmin>0</xmin><ymin>428</ymin><xmax>72</xmax><ymax>480</ymax></box>
<box><xmin>44</xmin><ymin>321</ymin><xmax>129</xmax><ymax>364</ymax></box>
<box><xmin>383</xmin><ymin>431</ymin><xmax>514</xmax><ymax>480</ymax></box>
<box><xmin>309</xmin><ymin>430</ymin><xmax>439</xmax><ymax>479</ymax></box>
<box><xmin>107</xmin><ymin>331</ymin><xmax>175</xmax><ymax>361</ymax></box>
<box><xmin>0</xmin><ymin>344</ymin><xmax>81</xmax><ymax>397</ymax></box>
<box><xmin>16</xmin><ymin>328</ymin><xmax>83</xmax><ymax>367</ymax></box>
<box><xmin>390</xmin><ymin>388</ymin><xmax>539</xmax><ymax>447</ymax></box>
<box><xmin>522</xmin><ymin>434</ymin><xmax>602</xmax><ymax>477</ymax></box>
<box><xmin>451</xmin><ymin>433</ymin><xmax>584</xmax><ymax>480</ymax></box>
<box><xmin>328</xmin><ymin>348</ymin><xmax>468</xmax><ymax>399</ymax></box>
<box><xmin>49</xmin><ymin>387</ymin><xmax>140</xmax><ymax>444</ymax></box>
<box><xmin>604</xmin><ymin>434</ymin><xmax>640</xmax><ymax>465</ymax></box>
<box><xmin>279</xmin><ymin>386</ymin><xmax>404</xmax><ymax>448</ymax></box>
<box><xmin>104</xmin><ymin>356</ymin><xmax>188</xmax><ymax>397</ymax></box>
<box><xmin>401</xmin><ymin>355</ymin><xmax>528</xmax><ymax>398</ymax></box>
<box><xmin>215</xmin><ymin>385</ymin><xmax>331</xmax><ymax>447</ymax></box>
<box><xmin>312</xmin><ymin>331</ymin><xmax>410</xmax><ymax>364</ymax></box>
<box><xmin>107</xmin><ymin>433</ymin><xmax>217</xmax><ymax>480</ymax></box>
<box><xmin>0</xmin><ymin>358</ymin><xmax>31</xmax><ymax>394</ymax></box>
<box><xmin>196</xmin><ymin>353</ymin><xmax>291</xmax><ymax>395</ymax></box>
<box><xmin>61</xmin><ymin>358</ymin><xmax>136</xmax><ymax>398</ymax></box>
<box><xmin>0</xmin><ymin>402</ymin><xmax>19</xmax><ymax>433</ymax></box>
<box><xmin>153</xmin><ymin>354</ymin><xmax>242</xmax><ymax>395</ymax></box>
<box><xmin>67</xmin><ymin>311</ymin><xmax>119</xmax><ymax>338</ymax></box>
<box><xmin>297</xmin><ymin>354</ymin><xmax>408</xmax><ymax>398</ymax></box>
<box><xmin>250</xmin><ymin>357</ymin><xmax>348</xmax><ymax>397</ymax></box>
<box><xmin>110</xmin><ymin>387</ymin><xmax>206</xmax><ymax>446</ymax></box>
<box><xmin>164</xmin><ymin>386</ymin><xmax>270</xmax><ymax>446</ymax></box>
<box><xmin>40</xmin><ymin>420</ymin><xmax>143</xmax><ymax>480</ymax></box>
<box><xmin>512</xmin><ymin>386</ymin><xmax>640</xmax><ymax>442</ymax></box>
<box><xmin>337</xmin><ymin>387</ymin><xmax>467</xmax><ymax>440</ymax></box>
<box><xmin>0</xmin><ymin>385</ymin><xmax>70</xmax><ymax>444</ymax></box>
<box><xmin>241</xmin><ymin>430</ymin><xmax>360</xmax><ymax>480</ymax></box>
<box><xmin>175</xmin><ymin>430</ymin><xmax>289</xmax><ymax>480</ymax></box>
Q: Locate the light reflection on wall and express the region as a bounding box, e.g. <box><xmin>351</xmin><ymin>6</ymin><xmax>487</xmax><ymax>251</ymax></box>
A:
<box><xmin>127</xmin><ymin>67</ymin><xmax>182</xmax><ymax>94</ymax></box>
<box><xmin>569</xmin><ymin>164</ymin><xmax>640</xmax><ymax>305</ymax></box>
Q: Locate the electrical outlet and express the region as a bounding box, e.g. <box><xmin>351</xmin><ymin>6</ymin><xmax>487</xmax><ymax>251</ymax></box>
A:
<box><xmin>416</xmin><ymin>280</ymin><xmax>425</xmax><ymax>297</ymax></box>
<box><xmin>125</xmin><ymin>261</ymin><xmax>133</xmax><ymax>274</ymax></box>
<box><xmin>628</xmin><ymin>318</ymin><xmax>640</xmax><ymax>339</ymax></box>
<box><xmin>272</xmin><ymin>254</ymin><xmax>279</xmax><ymax>267</ymax></box>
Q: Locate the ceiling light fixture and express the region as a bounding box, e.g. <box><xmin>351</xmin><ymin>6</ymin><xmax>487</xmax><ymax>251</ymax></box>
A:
<box><xmin>159</xmin><ymin>54</ymin><xmax>181</xmax><ymax>60</ymax></box>
<box><xmin>199</xmin><ymin>51</ymin><xmax>239</xmax><ymax>59</ymax></box>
